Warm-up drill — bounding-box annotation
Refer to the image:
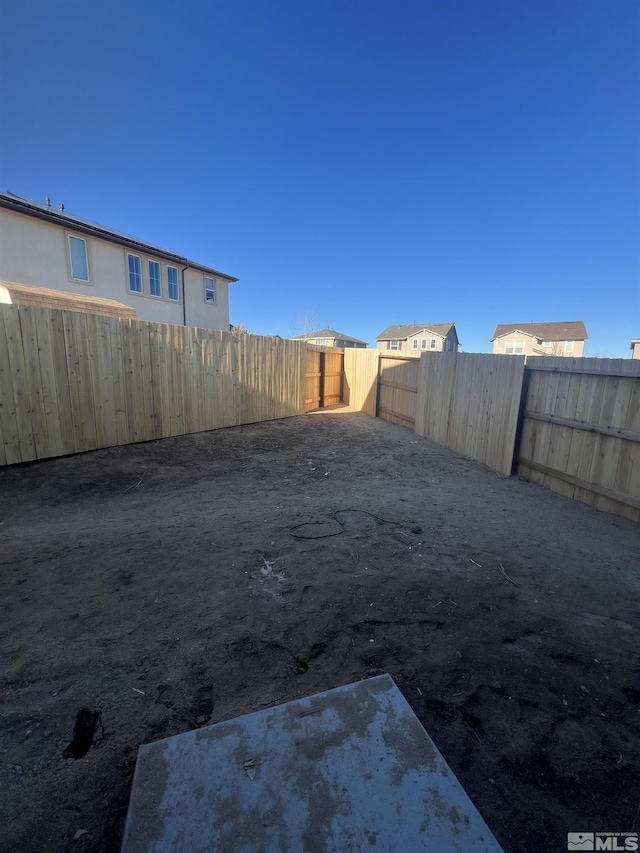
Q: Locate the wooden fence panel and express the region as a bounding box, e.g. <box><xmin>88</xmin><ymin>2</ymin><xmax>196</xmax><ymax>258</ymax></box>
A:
<box><xmin>518</xmin><ymin>357</ymin><xmax>640</xmax><ymax>522</ymax></box>
<box><xmin>378</xmin><ymin>355</ymin><xmax>419</xmax><ymax>428</ymax></box>
<box><xmin>0</xmin><ymin>307</ymin><xmax>23</xmax><ymax>464</ymax></box>
<box><xmin>323</xmin><ymin>350</ymin><xmax>343</xmax><ymax>407</ymax></box>
<box><xmin>414</xmin><ymin>352</ymin><xmax>524</xmax><ymax>476</ymax></box>
<box><xmin>303</xmin><ymin>346</ymin><xmax>343</xmax><ymax>411</ymax></box>
<box><xmin>0</xmin><ymin>305</ymin><xmax>310</xmax><ymax>466</ymax></box>
<box><xmin>343</xmin><ymin>349</ymin><xmax>379</xmax><ymax>415</ymax></box>
<box><xmin>305</xmin><ymin>348</ymin><xmax>321</xmax><ymax>412</ymax></box>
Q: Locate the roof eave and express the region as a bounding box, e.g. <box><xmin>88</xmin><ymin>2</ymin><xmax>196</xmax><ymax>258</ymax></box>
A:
<box><xmin>0</xmin><ymin>195</ymin><xmax>239</xmax><ymax>282</ymax></box>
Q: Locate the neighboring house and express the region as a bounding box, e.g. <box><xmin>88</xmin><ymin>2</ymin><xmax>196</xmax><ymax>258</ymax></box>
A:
<box><xmin>0</xmin><ymin>192</ymin><xmax>238</xmax><ymax>331</ymax></box>
<box><xmin>0</xmin><ymin>280</ymin><xmax>137</xmax><ymax>321</ymax></box>
<box><xmin>375</xmin><ymin>324</ymin><xmax>459</xmax><ymax>354</ymax></box>
<box><xmin>631</xmin><ymin>339</ymin><xmax>640</xmax><ymax>360</ymax></box>
<box><xmin>490</xmin><ymin>321</ymin><xmax>588</xmax><ymax>357</ymax></box>
<box><xmin>291</xmin><ymin>329</ymin><xmax>368</xmax><ymax>348</ymax></box>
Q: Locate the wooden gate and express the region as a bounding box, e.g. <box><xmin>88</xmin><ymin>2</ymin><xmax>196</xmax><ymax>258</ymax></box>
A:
<box><xmin>377</xmin><ymin>354</ymin><xmax>419</xmax><ymax>428</ymax></box>
<box><xmin>305</xmin><ymin>348</ymin><xmax>344</xmax><ymax>412</ymax></box>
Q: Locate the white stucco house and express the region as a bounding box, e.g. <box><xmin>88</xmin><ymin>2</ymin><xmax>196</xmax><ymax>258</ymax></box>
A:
<box><xmin>0</xmin><ymin>192</ymin><xmax>238</xmax><ymax>330</ymax></box>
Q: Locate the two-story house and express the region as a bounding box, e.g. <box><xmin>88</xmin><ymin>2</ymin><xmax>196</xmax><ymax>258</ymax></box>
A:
<box><xmin>376</xmin><ymin>324</ymin><xmax>459</xmax><ymax>354</ymax></box>
<box><xmin>0</xmin><ymin>192</ymin><xmax>238</xmax><ymax>331</ymax></box>
<box><xmin>490</xmin><ymin>322</ymin><xmax>587</xmax><ymax>357</ymax></box>
<box><xmin>291</xmin><ymin>329</ymin><xmax>368</xmax><ymax>348</ymax></box>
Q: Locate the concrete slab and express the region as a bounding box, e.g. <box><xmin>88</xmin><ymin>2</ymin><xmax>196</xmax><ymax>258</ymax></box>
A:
<box><xmin>121</xmin><ymin>674</ymin><xmax>503</xmax><ymax>852</ymax></box>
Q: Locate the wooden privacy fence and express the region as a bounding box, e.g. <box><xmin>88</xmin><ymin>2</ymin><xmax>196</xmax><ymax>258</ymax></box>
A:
<box><xmin>377</xmin><ymin>355</ymin><xmax>421</xmax><ymax>429</ymax></box>
<box><xmin>304</xmin><ymin>346</ymin><xmax>344</xmax><ymax>412</ymax></box>
<box><xmin>344</xmin><ymin>349</ymin><xmax>640</xmax><ymax>522</ymax></box>
<box><xmin>518</xmin><ymin>357</ymin><xmax>640</xmax><ymax>523</ymax></box>
<box><xmin>2</xmin><ymin>304</ymin><xmax>639</xmax><ymax>523</ymax></box>
<box><xmin>0</xmin><ymin>304</ymin><xmax>308</xmax><ymax>465</ymax></box>
<box><xmin>414</xmin><ymin>352</ymin><xmax>524</xmax><ymax>476</ymax></box>
<box><xmin>343</xmin><ymin>348</ymin><xmax>378</xmax><ymax>416</ymax></box>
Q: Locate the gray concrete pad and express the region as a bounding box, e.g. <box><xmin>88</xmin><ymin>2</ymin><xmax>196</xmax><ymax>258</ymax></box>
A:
<box><xmin>121</xmin><ymin>674</ymin><xmax>503</xmax><ymax>852</ymax></box>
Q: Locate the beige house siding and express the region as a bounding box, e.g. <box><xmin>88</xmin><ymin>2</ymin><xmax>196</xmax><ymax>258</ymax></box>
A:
<box><xmin>377</xmin><ymin>329</ymin><xmax>457</xmax><ymax>354</ymax></box>
<box><xmin>0</xmin><ymin>207</ymin><xmax>232</xmax><ymax>331</ymax></box>
<box><xmin>492</xmin><ymin>330</ymin><xmax>585</xmax><ymax>358</ymax></box>
<box><xmin>631</xmin><ymin>341</ymin><xmax>640</xmax><ymax>359</ymax></box>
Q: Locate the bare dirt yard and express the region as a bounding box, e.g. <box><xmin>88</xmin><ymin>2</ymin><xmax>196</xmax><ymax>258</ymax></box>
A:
<box><xmin>0</xmin><ymin>407</ymin><xmax>638</xmax><ymax>853</ymax></box>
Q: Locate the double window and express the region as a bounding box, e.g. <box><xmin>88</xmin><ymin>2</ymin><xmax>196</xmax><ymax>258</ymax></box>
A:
<box><xmin>68</xmin><ymin>235</ymin><xmax>90</xmax><ymax>282</ymax></box>
<box><xmin>504</xmin><ymin>340</ymin><xmax>525</xmax><ymax>355</ymax></box>
<box><xmin>564</xmin><ymin>340</ymin><xmax>574</xmax><ymax>353</ymax></box>
<box><xmin>390</xmin><ymin>340</ymin><xmax>399</xmax><ymax>350</ymax></box>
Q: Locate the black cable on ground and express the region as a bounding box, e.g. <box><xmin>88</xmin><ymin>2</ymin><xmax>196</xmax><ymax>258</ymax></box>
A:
<box><xmin>289</xmin><ymin>508</ymin><xmax>403</xmax><ymax>540</ymax></box>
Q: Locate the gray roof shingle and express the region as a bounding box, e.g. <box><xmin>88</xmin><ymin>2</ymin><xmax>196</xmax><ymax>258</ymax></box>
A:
<box><xmin>291</xmin><ymin>328</ymin><xmax>368</xmax><ymax>345</ymax></box>
<box><xmin>376</xmin><ymin>323</ymin><xmax>456</xmax><ymax>340</ymax></box>
<box><xmin>491</xmin><ymin>321</ymin><xmax>588</xmax><ymax>342</ymax></box>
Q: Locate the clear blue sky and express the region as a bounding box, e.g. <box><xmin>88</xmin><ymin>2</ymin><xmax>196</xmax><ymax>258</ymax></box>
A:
<box><xmin>1</xmin><ymin>1</ymin><xmax>638</xmax><ymax>354</ymax></box>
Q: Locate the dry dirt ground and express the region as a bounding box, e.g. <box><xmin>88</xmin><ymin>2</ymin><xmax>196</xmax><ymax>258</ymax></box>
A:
<box><xmin>0</xmin><ymin>407</ymin><xmax>638</xmax><ymax>853</ymax></box>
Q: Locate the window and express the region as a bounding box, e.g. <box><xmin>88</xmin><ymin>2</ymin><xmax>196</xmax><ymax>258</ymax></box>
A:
<box><xmin>390</xmin><ymin>340</ymin><xmax>399</xmax><ymax>350</ymax></box>
<box><xmin>315</xmin><ymin>338</ymin><xmax>328</xmax><ymax>345</ymax></box>
<box><xmin>149</xmin><ymin>260</ymin><xmax>161</xmax><ymax>297</ymax></box>
<box><xmin>167</xmin><ymin>266</ymin><xmax>179</xmax><ymax>301</ymax></box>
<box><xmin>127</xmin><ymin>254</ymin><xmax>142</xmax><ymax>293</ymax></box>
<box><xmin>542</xmin><ymin>341</ymin><xmax>552</xmax><ymax>347</ymax></box>
<box><xmin>68</xmin><ymin>235</ymin><xmax>89</xmax><ymax>282</ymax></box>
<box><xmin>445</xmin><ymin>339</ymin><xmax>451</xmax><ymax>352</ymax></box>
<box><xmin>412</xmin><ymin>339</ymin><xmax>419</xmax><ymax>349</ymax></box>
<box><xmin>504</xmin><ymin>339</ymin><xmax>525</xmax><ymax>355</ymax></box>
<box><xmin>421</xmin><ymin>339</ymin><xmax>427</xmax><ymax>349</ymax></box>
<box><xmin>564</xmin><ymin>340</ymin><xmax>574</xmax><ymax>353</ymax></box>
<box><xmin>205</xmin><ymin>276</ymin><xmax>216</xmax><ymax>303</ymax></box>
<box><xmin>430</xmin><ymin>338</ymin><xmax>437</xmax><ymax>349</ymax></box>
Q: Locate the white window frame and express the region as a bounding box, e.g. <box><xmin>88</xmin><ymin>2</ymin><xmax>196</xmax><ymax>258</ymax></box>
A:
<box><xmin>421</xmin><ymin>339</ymin><xmax>427</xmax><ymax>349</ymax></box>
<box><xmin>430</xmin><ymin>338</ymin><xmax>437</xmax><ymax>349</ymax></box>
<box><xmin>148</xmin><ymin>260</ymin><xmax>162</xmax><ymax>298</ymax></box>
<box><xmin>412</xmin><ymin>338</ymin><xmax>419</xmax><ymax>350</ymax></box>
<box><xmin>127</xmin><ymin>253</ymin><xmax>142</xmax><ymax>293</ymax></box>
<box><xmin>542</xmin><ymin>340</ymin><xmax>552</xmax><ymax>347</ymax></box>
<box><xmin>564</xmin><ymin>340</ymin><xmax>574</xmax><ymax>353</ymax></box>
<box><xmin>390</xmin><ymin>340</ymin><xmax>399</xmax><ymax>350</ymax></box>
<box><xmin>204</xmin><ymin>276</ymin><xmax>216</xmax><ymax>304</ymax></box>
<box><xmin>68</xmin><ymin>235</ymin><xmax>90</xmax><ymax>282</ymax></box>
<box><xmin>504</xmin><ymin>339</ymin><xmax>525</xmax><ymax>355</ymax></box>
<box><xmin>167</xmin><ymin>266</ymin><xmax>179</xmax><ymax>301</ymax></box>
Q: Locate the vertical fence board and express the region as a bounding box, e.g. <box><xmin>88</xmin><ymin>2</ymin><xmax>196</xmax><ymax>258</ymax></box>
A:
<box><xmin>0</xmin><ymin>308</ymin><xmax>23</xmax><ymax>464</ymax></box>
